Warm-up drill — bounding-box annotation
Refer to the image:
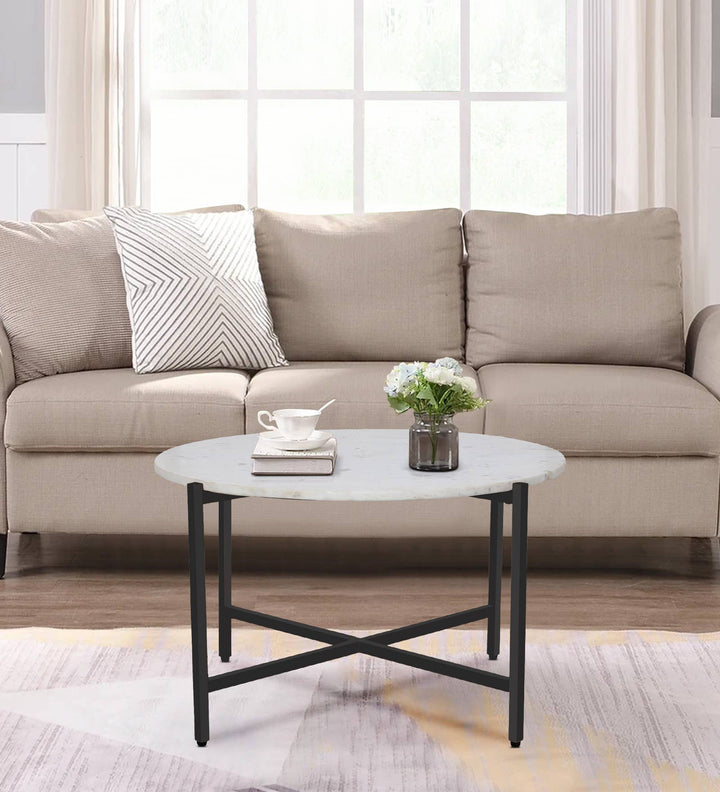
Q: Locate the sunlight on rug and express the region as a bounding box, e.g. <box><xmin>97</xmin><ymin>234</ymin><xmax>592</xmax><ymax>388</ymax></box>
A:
<box><xmin>0</xmin><ymin>627</ymin><xmax>719</xmax><ymax>792</ymax></box>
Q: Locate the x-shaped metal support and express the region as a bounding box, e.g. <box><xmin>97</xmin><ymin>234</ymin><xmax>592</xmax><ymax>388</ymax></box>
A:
<box><xmin>209</xmin><ymin>604</ymin><xmax>507</xmax><ymax>693</ymax></box>
<box><xmin>187</xmin><ymin>481</ymin><xmax>529</xmax><ymax>749</ymax></box>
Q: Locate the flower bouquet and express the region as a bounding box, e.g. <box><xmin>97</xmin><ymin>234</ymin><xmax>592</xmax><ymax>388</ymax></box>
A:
<box><xmin>384</xmin><ymin>357</ymin><xmax>489</xmax><ymax>471</ymax></box>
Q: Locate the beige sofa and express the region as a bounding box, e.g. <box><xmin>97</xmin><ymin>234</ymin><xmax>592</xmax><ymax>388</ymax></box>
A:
<box><xmin>1</xmin><ymin>205</ymin><xmax>720</xmax><ymax>577</ymax></box>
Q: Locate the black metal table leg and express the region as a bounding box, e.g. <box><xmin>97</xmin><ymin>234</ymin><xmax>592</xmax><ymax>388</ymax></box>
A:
<box><xmin>0</xmin><ymin>532</ymin><xmax>7</xmax><ymax>579</ymax></box>
<box><xmin>184</xmin><ymin>484</ymin><xmax>532</xmax><ymax>749</ymax></box>
<box><xmin>187</xmin><ymin>483</ymin><xmax>210</xmax><ymax>747</ymax></box>
<box><xmin>218</xmin><ymin>499</ymin><xmax>232</xmax><ymax>663</ymax></box>
<box><xmin>508</xmin><ymin>482</ymin><xmax>528</xmax><ymax>748</ymax></box>
<box><xmin>487</xmin><ymin>498</ymin><xmax>503</xmax><ymax>660</ymax></box>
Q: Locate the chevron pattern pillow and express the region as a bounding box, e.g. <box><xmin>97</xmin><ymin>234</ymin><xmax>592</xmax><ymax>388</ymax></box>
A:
<box><xmin>104</xmin><ymin>207</ymin><xmax>287</xmax><ymax>374</ymax></box>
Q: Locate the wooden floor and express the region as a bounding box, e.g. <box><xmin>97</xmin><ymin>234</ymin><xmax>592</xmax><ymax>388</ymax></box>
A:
<box><xmin>2</xmin><ymin>533</ymin><xmax>719</xmax><ymax>632</ymax></box>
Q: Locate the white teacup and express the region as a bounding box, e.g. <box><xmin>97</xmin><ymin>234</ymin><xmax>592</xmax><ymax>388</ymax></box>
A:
<box><xmin>257</xmin><ymin>408</ymin><xmax>321</xmax><ymax>441</ymax></box>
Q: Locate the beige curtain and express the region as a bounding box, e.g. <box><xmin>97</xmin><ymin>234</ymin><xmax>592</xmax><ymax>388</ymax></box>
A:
<box><xmin>612</xmin><ymin>0</ymin><xmax>711</xmax><ymax>323</ymax></box>
<box><xmin>45</xmin><ymin>0</ymin><xmax>141</xmax><ymax>211</ymax></box>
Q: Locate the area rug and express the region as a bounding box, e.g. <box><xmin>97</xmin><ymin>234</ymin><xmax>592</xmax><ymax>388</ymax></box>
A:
<box><xmin>0</xmin><ymin>627</ymin><xmax>719</xmax><ymax>791</ymax></box>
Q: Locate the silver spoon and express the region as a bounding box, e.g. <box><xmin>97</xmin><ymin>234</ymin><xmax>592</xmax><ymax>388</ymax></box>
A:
<box><xmin>317</xmin><ymin>399</ymin><xmax>336</xmax><ymax>413</ymax></box>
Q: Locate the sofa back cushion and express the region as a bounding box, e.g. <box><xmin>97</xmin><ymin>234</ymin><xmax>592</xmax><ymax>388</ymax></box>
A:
<box><xmin>0</xmin><ymin>216</ymin><xmax>133</xmax><ymax>383</ymax></box>
<box><xmin>253</xmin><ymin>208</ymin><xmax>465</xmax><ymax>361</ymax></box>
<box><xmin>463</xmin><ymin>208</ymin><xmax>685</xmax><ymax>370</ymax></box>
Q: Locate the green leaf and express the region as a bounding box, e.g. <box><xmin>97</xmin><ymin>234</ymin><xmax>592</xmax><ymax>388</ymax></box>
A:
<box><xmin>416</xmin><ymin>386</ymin><xmax>437</xmax><ymax>407</ymax></box>
<box><xmin>387</xmin><ymin>396</ymin><xmax>411</xmax><ymax>414</ymax></box>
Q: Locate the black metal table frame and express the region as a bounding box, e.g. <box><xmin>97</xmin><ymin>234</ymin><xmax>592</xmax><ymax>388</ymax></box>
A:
<box><xmin>186</xmin><ymin>481</ymin><xmax>529</xmax><ymax>748</ymax></box>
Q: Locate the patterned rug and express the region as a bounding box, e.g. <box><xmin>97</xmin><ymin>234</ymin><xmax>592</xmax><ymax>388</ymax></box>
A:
<box><xmin>0</xmin><ymin>627</ymin><xmax>718</xmax><ymax>791</ymax></box>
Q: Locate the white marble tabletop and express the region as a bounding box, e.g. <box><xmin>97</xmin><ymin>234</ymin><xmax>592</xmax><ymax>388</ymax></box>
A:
<box><xmin>154</xmin><ymin>430</ymin><xmax>565</xmax><ymax>502</ymax></box>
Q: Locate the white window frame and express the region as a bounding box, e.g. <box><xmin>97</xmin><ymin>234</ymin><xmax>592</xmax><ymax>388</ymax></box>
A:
<box><xmin>140</xmin><ymin>0</ymin><xmax>589</xmax><ymax>214</ymax></box>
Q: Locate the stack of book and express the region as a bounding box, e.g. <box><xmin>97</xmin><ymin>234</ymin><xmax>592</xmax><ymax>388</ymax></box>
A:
<box><xmin>251</xmin><ymin>436</ymin><xmax>337</xmax><ymax>475</ymax></box>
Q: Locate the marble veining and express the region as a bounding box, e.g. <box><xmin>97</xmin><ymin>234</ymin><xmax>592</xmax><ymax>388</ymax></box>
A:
<box><xmin>155</xmin><ymin>430</ymin><xmax>566</xmax><ymax>501</ymax></box>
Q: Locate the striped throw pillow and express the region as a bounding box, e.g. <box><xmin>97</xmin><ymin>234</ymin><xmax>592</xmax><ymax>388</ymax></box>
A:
<box><xmin>104</xmin><ymin>207</ymin><xmax>287</xmax><ymax>374</ymax></box>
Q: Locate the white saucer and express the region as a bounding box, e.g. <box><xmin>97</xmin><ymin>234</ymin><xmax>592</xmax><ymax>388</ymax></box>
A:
<box><xmin>259</xmin><ymin>430</ymin><xmax>332</xmax><ymax>451</ymax></box>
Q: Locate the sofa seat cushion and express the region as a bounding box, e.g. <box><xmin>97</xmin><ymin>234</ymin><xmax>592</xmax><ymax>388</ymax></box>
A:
<box><xmin>5</xmin><ymin>368</ymin><xmax>250</xmax><ymax>452</ymax></box>
<box><xmin>245</xmin><ymin>362</ymin><xmax>485</xmax><ymax>433</ymax></box>
<box><xmin>478</xmin><ymin>363</ymin><xmax>720</xmax><ymax>456</ymax></box>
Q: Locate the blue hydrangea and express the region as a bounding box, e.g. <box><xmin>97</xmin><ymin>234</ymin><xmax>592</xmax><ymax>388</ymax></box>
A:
<box><xmin>434</xmin><ymin>357</ymin><xmax>463</xmax><ymax>375</ymax></box>
<box><xmin>384</xmin><ymin>362</ymin><xmax>424</xmax><ymax>397</ymax></box>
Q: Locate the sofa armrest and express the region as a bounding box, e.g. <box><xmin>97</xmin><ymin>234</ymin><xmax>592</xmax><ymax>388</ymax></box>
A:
<box><xmin>0</xmin><ymin>324</ymin><xmax>13</xmax><ymax>561</ymax></box>
<box><xmin>0</xmin><ymin>323</ymin><xmax>15</xmax><ymax>402</ymax></box>
<box><xmin>686</xmin><ymin>305</ymin><xmax>720</xmax><ymax>399</ymax></box>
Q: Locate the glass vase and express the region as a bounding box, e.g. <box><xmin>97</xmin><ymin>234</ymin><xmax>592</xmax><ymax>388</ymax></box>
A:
<box><xmin>409</xmin><ymin>412</ymin><xmax>459</xmax><ymax>472</ymax></box>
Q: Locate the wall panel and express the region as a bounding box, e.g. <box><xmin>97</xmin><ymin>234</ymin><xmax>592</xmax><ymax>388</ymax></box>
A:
<box><xmin>0</xmin><ymin>144</ymin><xmax>17</xmax><ymax>220</ymax></box>
<box><xmin>0</xmin><ymin>114</ymin><xmax>46</xmax><ymax>221</ymax></box>
<box><xmin>17</xmin><ymin>144</ymin><xmax>47</xmax><ymax>221</ymax></box>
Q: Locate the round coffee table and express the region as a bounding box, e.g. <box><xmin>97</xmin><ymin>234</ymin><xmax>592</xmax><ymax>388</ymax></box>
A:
<box><xmin>155</xmin><ymin>429</ymin><xmax>565</xmax><ymax>749</ymax></box>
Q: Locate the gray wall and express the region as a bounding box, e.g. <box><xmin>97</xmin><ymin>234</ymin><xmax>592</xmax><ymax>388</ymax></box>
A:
<box><xmin>714</xmin><ymin>0</ymin><xmax>720</xmax><ymax>116</ymax></box>
<box><xmin>0</xmin><ymin>0</ymin><xmax>44</xmax><ymax>113</ymax></box>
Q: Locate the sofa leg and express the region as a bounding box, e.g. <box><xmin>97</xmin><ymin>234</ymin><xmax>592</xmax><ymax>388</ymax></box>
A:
<box><xmin>0</xmin><ymin>533</ymin><xmax>7</xmax><ymax>579</ymax></box>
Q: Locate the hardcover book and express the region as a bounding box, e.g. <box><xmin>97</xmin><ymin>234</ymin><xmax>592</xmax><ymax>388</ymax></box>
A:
<box><xmin>251</xmin><ymin>436</ymin><xmax>337</xmax><ymax>475</ymax></box>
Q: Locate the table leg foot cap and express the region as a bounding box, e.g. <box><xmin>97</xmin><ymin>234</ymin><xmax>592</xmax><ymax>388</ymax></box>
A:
<box><xmin>196</xmin><ymin>741</ymin><xmax>207</xmax><ymax>747</ymax></box>
<box><xmin>510</xmin><ymin>741</ymin><xmax>521</xmax><ymax>748</ymax></box>
<box><xmin>220</xmin><ymin>657</ymin><xmax>230</xmax><ymax>663</ymax></box>
<box><xmin>488</xmin><ymin>654</ymin><xmax>498</xmax><ymax>661</ymax></box>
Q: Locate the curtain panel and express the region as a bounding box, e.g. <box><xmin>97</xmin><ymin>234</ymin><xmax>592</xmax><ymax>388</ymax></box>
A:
<box><xmin>45</xmin><ymin>0</ymin><xmax>141</xmax><ymax>211</ymax></box>
<box><xmin>612</xmin><ymin>0</ymin><xmax>711</xmax><ymax>323</ymax></box>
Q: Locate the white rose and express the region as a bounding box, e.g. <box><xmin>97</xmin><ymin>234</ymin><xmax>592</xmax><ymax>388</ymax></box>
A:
<box><xmin>425</xmin><ymin>364</ymin><xmax>455</xmax><ymax>385</ymax></box>
<box><xmin>456</xmin><ymin>375</ymin><xmax>477</xmax><ymax>393</ymax></box>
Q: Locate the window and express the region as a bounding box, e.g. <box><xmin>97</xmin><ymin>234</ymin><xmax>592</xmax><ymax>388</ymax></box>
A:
<box><xmin>142</xmin><ymin>0</ymin><xmax>576</xmax><ymax>214</ymax></box>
